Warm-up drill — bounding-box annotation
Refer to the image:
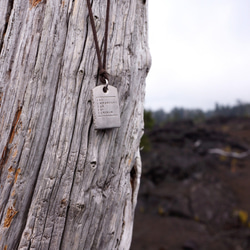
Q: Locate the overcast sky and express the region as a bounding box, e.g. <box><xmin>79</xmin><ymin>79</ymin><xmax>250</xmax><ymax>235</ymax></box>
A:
<box><xmin>145</xmin><ymin>0</ymin><xmax>250</xmax><ymax>112</ymax></box>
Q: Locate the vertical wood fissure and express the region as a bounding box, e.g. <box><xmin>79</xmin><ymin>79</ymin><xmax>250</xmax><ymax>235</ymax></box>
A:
<box><xmin>0</xmin><ymin>0</ymin><xmax>14</xmax><ymax>53</ymax></box>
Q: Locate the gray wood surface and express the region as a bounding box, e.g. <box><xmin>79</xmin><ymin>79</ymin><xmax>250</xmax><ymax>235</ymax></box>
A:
<box><xmin>0</xmin><ymin>0</ymin><xmax>150</xmax><ymax>249</ymax></box>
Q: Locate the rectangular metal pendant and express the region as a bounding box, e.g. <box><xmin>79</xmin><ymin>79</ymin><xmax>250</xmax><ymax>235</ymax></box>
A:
<box><xmin>91</xmin><ymin>85</ymin><xmax>121</xmax><ymax>129</ymax></box>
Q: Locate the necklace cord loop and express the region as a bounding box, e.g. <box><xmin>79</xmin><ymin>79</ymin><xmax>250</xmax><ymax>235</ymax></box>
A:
<box><xmin>86</xmin><ymin>0</ymin><xmax>110</xmax><ymax>84</ymax></box>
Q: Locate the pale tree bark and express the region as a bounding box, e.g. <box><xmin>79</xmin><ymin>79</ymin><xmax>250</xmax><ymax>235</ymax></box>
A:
<box><xmin>0</xmin><ymin>0</ymin><xmax>150</xmax><ymax>249</ymax></box>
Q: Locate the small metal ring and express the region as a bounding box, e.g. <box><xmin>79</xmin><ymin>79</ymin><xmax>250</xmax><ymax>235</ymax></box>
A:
<box><xmin>103</xmin><ymin>78</ymin><xmax>108</xmax><ymax>93</ymax></box>
<box><xmin>102</xmin><ymin>78</ymin><xmax>109</xmax><ymax>93</ymax></box>
<box><xmin>105</xmin><ymin>78</ymin><xmax>109</xmax><ymax>89</ymax></box>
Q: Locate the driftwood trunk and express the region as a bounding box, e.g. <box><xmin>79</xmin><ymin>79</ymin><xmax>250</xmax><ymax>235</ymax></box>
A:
<box><xmin>0</xmin><ymin>0</ymin><xmax>150</xmax><ymax>249</ymax></box>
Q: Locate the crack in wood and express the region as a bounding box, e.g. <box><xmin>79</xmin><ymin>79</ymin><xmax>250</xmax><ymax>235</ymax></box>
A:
<box><xmin>130</xmin><ymin>164</ymin><xmax>137</xmax><ymax>203</ymax></box>
<box><xmin>0</xmin><ymin>0</ymin><xmax>14</xmax><ymax>53</ymax></box>
<box><xmin>0</xmin><ymin>107</ymin><xmax>22</xmax><ymax>168</ymax></box>
<box><xmin>0</xmin><ymin>90</ymin><xmax>3</xmax><ymax>108</ymax></box>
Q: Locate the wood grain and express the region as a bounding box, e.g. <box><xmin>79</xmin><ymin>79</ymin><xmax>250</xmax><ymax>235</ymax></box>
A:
<box><xmin>0</xmin><ymin>0</ymin><xmax>150</xmax><ymax>249</ymax></box>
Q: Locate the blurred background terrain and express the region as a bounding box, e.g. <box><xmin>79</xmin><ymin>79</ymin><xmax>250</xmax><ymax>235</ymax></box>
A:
<box><xmin>136</xmin><ymin>1</ymin><xmax>250</xmax><ymax>249</ymax></box>
<box><xmin>131</xmin><ymin>102</ymin><xmax>250</xmax><ymax>250</ymax></box>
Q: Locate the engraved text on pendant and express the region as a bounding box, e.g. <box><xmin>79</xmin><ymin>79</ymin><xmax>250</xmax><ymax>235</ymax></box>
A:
<box><xmin>91</xmin><ymin>85</ymin><xmax>121</xmax><ymax>129</ymax></box>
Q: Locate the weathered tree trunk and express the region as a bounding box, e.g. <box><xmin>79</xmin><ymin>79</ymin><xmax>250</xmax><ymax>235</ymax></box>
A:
<box><xmin>0</xmin><ymin>0</ymin><xmax>150</xmax><ymax>249</ymax></box>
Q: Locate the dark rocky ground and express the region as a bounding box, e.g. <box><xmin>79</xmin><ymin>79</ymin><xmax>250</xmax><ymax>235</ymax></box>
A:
<box><xmin>131</xmin><ymin>117</ymin><xmax>250</xmax><ymax>250</ymax></box>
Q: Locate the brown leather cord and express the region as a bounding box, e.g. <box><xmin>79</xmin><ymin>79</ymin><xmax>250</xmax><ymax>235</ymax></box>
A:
<box><xmin>86</xmin><ymin>0</ymin><xmax>110</xmax><ymax>84</ymax></box>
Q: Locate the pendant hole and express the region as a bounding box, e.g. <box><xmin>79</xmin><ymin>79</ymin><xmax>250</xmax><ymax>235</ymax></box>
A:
<box><xmin>103</xmin><ymin>86</ymin><xmax>108</xmax><ymax>93</ymax></box>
